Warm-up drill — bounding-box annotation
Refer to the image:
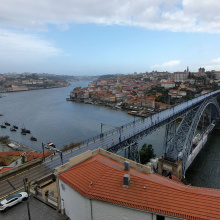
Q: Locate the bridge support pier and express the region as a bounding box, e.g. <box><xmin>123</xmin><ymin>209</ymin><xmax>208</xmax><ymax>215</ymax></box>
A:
<box><xmin>158</xmin><ymin>158</ymin><xmax>182</xmax><ymax>179</ymax></box>
<box><xmin>124</xmin><ymin>142</ymin><xmax>140</xmax><ymax>162</ymax></box>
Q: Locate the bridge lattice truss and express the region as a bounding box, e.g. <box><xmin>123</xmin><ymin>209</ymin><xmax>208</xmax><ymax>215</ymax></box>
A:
<box><xmin>164</xmin><ymin>97</ymin><xmax>220</xmax><ymax>175</ymax></box>
<box><xmin>79</xmin><ymin>90</ymin><xmax>220</xmax><ymax>171</ymax></box>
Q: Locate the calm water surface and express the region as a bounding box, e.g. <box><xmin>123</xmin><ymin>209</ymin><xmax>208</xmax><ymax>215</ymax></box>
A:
<box><xmin>0</xmin><ymin>81</ymin><xmax>164</xmax><ymax>154</ymax></box>
<box><xmin>185</xmin><ymin>129</ymin><xmax>220</xmax><ymax>189</ymax></box>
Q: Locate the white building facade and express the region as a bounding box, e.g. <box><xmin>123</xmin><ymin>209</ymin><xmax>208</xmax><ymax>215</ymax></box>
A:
<box><xmin>174</xmin><ymin>72</ymin><xmax>189</xmax><ymax>82</ymax></box>
<box><xmin>58</xmin><ymin>178</ymin><xmax>173</xmax><ymax>220</ymax></box>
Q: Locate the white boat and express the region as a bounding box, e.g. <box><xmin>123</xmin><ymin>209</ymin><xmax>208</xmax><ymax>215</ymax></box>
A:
<box><xmin>44</xmin><ymin>142</ymin><xmax>60</xmax><ymax>152</ymax></box>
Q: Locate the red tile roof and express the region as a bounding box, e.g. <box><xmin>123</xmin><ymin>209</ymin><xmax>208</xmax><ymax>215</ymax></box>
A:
<box><xmin>0</xmin><ymin>151</ymin><xmax>53</xmax><ymax>162</ymax></box>
<box><xmin>0</xmin><ymin>167</ymin><xmax>13</xmax><ymax>173</ymax></box>
<box><xmin>58</xmin><ymin>153</ymin><xmax>220</xmax><ymax>220</ymax></box>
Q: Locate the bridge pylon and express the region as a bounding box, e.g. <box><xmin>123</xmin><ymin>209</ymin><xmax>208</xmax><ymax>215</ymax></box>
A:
<box><xmin>108</xmin><ymin>140</ymin><xmax>140</xmax><ymax>163</ymax></box>
<box><xmin>163</xmin><ymin>97</ymin><xmax>220</xmax><ymax>177</ymax></box>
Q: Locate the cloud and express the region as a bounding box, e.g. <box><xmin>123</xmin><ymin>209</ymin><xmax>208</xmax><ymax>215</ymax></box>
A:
<box><xmin>0</xmin><ymin>29</ymin><xmax>62</xmax><ymax>62</ymax></box>
<box><xmin>203</xmin><ymin>58</ymin><xmax>220</xmax><ymax>71</ymax></box>
<box><xmin>210</xmin><ymin>58</ymin><xmax>220</xmax><ymax>64</ymax></box>
<box><xmin>162</xmin><ymin>60</ymin><xmax>181</xmax><ymax>67</ymax></box>
<box><xmin>151</xmin><ymin>60</ymin><xmax>181</xmax><ymax>70</ymax></box>
<box><xmin>0</xmin><ymin>0</ymin><xmax>220</xmax><ymax>33</ymax></box>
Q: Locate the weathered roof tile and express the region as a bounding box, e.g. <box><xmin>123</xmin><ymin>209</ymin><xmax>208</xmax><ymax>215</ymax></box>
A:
<box><xmin>59</xmin><ymin>154</ymin><xmax>220</xmax><ymax>220</ymax></box>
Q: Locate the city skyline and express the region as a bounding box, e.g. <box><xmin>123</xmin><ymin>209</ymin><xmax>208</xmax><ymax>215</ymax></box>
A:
<box><xmin>1</xmin><ymin>0</ymin><xmax>220</xmax><ymax>75</ymax></box>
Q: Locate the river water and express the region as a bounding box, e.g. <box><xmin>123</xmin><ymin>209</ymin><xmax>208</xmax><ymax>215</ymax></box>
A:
<box><xmin>0</xmin><ymin>81</ymin><xmax>164</xmax><ymax>154</ymax></box>
<box><xmin>185</xmin><ymin>129</ymin><xmax>220</xmax><ymax>189</ymax></box>
<box><xmin>0</xmin><ymin>81</ymin><xmax>218</xmax><ymax>189</ymax></box>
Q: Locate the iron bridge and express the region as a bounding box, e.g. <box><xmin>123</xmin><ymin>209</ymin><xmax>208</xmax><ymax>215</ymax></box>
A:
<box><xmin>43</xmin><ymin>90</ymin><xmax>220</xmax><ymax>177</ymax></box>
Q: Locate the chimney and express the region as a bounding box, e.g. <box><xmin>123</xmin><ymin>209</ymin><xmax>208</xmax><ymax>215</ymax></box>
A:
<box><xmin>124</xmin><ymin>161</ymin><xmax>130</xmax><ymax>171</ymax></box>
<box><xmin>123</xmin><ymin>174</ymin><xmax>130</xmax><ymax>187</ymax></box>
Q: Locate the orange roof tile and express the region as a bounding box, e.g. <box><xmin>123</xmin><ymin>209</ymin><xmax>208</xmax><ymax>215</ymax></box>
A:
<box><xmin>0</xmin><ymin>151</ymin><xmax>53</xmax><ymax>161</ymax></box>
<box><xmin>0</xmin><ymin>167</ymin><xmax>13</xmax><ymax>173</ymax></box>
<box><xmin>58</xmin><ymin>153</ymin><xmax>220</xmax><ymax>220</ymax></box>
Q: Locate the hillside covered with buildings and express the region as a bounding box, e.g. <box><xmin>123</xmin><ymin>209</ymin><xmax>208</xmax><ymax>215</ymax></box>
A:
<box><xmin>69</xmin><ymin>67</ymin><xmax>220</xmax><ymax>115</ymax></box>
<box><xmin>0</xmin><ymin>72</ymin><xmax>75</xmax><ymax>92</ymax></box>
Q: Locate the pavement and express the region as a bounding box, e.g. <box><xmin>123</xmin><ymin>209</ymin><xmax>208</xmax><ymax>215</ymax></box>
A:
<box><xmin>0</xmin><ymin>195</ymin><xmax>68</xmax><ymax>220</ymax></box>
<box><xmin>0</xmin><ymin>143</ymin><xmax>10</xmax><ymax>152</ymax></box>
<box><xmin>0</xmin><ymin>142</ymin><xmax>33</xmax><ymax>152</ymax></box>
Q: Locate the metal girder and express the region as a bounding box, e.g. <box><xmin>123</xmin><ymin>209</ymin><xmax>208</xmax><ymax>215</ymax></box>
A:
<box><xmin>107</xmin><ymin>99</ymin><xmax>202</xmax><ymax>162</ymax></box>
<box><xmin>107</xmin><ymin>95</ymin><xmax>220</xmax><ymax>175</ymax></box>
<box><xmin>124</xmin><ymin>142</ymin><xmax>140</xmax><ymax>162</ymax></box>
<box><xmin>163</xmin><ymin>120</ymin><xmax>177</xmax><ymax>161</ymax></box>
<box><xmin>164</xmin><ymin>107</ymin><xmax>199</xmax><ymax>160</ymax></box>
<box><xmin>182</xmin><ymin>97</ymin><xmax>220</xmax><ymax>174</ymax></box>
<box><xmin>107</xmin><ymin>139</ymin><xmax>140</xmax><ymax>162</ymax></box>
<box><xmin>163</xmin><ymin>97</ymin><xmax>220</xmax><ymax>176</ymax></box>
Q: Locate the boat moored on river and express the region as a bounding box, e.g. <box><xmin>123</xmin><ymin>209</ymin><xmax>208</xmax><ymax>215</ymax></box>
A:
<box><xmin>21</xmin><ymin>128</ymin><xmax>31</xmax><ymax>134</ymax></box>
<box><xmin>4</xmin><ymin>122</ymin><xmax>10</xmax><ymax>126</ymax></box>
<box><xmin>12</xmin><ymin>125</ymin><xmax>18</xmax><ymax>129</ymax></box>
<box><xmin>30</xmin><ymin>136</ymin><xmax>37</xmax><ymax>141</ymax></box>
<box><xmin>10</xmin><ymin>127</ymin><xmax>16</xmax><ymax>131</ymax></box>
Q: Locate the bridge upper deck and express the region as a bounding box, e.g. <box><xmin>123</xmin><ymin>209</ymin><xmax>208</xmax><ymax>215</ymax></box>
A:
<box><xmin>79</xmin><ymin>89</ymin><xmax>220</xmax><ymax>152</ymax></box>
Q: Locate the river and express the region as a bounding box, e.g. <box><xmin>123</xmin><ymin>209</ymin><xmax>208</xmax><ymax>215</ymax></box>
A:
<box><xmin>185</xmin><ymin>129</ymin><xmax>220</xmax><ymax>189</ymax></box>
<box><xmin>0</xmin><ymin>81</ymin><xmax>164</xmax><ymax>154</ymax></box>
<box><xmin>0</xmin><ymin>81</ymin><xmax>218</xmax><ymax>189</ymax></box>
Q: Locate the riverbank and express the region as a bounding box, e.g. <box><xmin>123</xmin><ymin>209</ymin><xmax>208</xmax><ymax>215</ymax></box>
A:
<box><xmin>0</xmin><ymin>141</ymin><xmax>35</xmax><ymax>152</ymax></box>
<box><xmin>6</xmin><ymin>83</ymin><xmax>71</xmax><ymax>93</ymax></box>
<box><xmin>66</xmin><ymin>98</ymin><xmax>156</xmax><ymax>118</ymax></box>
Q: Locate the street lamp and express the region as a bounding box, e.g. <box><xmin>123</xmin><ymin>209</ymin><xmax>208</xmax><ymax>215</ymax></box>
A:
<box><xmin>42</xmin><ymin>142</ymin><xmax>45</xmax><ymax>161</ymax></box>
<box><xmin>117</xmin><ymin>126</ymin><xmax>123</xmax><ymax>143</ymax></box>
<box><xmin>23</xmin><ymin>178</ymin><xmax>31</xmax><ymax>220</ymax></box>
<box><xmin>60</xmin><ymin>151</ymin><xmax>63</xmax><ymax>165</ymax></box>
<box><xmin>119</xmin><ymin>127</ymin><xmax>121</xmax><ymax>143</ymax></box>
<box><xmin>100</xmin><ymin>123</ymin><xmax>105</xmax><ymax>137</ymax></box>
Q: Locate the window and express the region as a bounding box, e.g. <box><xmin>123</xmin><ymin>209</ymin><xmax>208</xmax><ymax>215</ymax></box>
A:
<box><xmin>14</xmin><ymin>194</ymin><xmax>22</xmax><ymax>198</ymax></box>
<box><xmin>157</xmin><ymin>215</ymin><xmax>165</xmax><ymax>220</ymax></box>
<box><xmin>6</xmin><ymin>195</ymin><xmax>15</xmax><ymax>201</ymax></box>
<box><xmin>6</xmin><ymin>198</ymin><xmax>18</xmax><ymax>204</ymax></box>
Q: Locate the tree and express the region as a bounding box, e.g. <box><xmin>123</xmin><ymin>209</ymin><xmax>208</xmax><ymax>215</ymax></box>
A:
<box><xmin>0</xmin><ymin>136</ymin><xmax>10</xmax><ymax>144</ymax></box>
<box><xmin>62</xmin><ymin>142</ymin><xmax>82</xmax><ymax>152</ymax></box>
<box><xmin>139</xmin><ymin>144</ymin><xmax>156</xmax><ymax>164</ymax></box>
<box><xmin>73</xmin><ymin>86</ymin><xmax>82</xmax><ymax>91</ymax></box>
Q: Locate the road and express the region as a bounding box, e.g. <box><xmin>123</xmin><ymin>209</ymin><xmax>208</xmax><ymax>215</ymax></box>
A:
<box><xmin>0</xmin><ymin>195</ymin><xmax>67</xmax><ymax>220</ymax></box>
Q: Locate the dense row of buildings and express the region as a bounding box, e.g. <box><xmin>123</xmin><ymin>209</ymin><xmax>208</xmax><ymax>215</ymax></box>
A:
<box><xmin>70</xmin><ymin>68</ymin><xmax>220</xmax><ymax>111</ymax></box>
<box><xmin>0</xmin><ymin>72</ymin><xmax>70</xmax><ymax>92</ymax></box>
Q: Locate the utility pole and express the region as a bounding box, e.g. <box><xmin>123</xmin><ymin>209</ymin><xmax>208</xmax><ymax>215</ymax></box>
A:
<box><xmin>23</xmin><ymin>178</ymin><xmax>31</xmax><ymax>220</ymax></box>
<box><xmin>100</xmin><ymin>123</ymin><xmax>105</xmax><ymax>138</ymax></box>
<box><xmin>60</xmin><ymin>152</ymin><xmax>63</xmax><ymax>165</ymax></box>
<box><xmin>118</xmin><ymin>126</ymin><xmax>122</xmax><ymax>143</ymax></box>
<box><xmin>41</xmin><ymin>142</ymin><xmax>45</xmax><ymax>161</ymax></box>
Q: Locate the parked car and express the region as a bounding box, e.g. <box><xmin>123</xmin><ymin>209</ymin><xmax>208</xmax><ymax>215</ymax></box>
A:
<box><xmin>0</xmin><ymin>192</ymin><xmax>28</xmax><ymax>211</ymax></box>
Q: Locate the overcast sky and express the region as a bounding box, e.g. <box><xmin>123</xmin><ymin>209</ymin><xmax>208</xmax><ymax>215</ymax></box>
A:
<box><xmin>1</xmin><ymin>0</ymin><xmax>220</xmax><ymax>75</ymax></box>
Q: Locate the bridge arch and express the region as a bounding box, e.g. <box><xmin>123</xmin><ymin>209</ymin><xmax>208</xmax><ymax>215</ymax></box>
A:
<box><xmin>181</xmin><ymin>97</ymin><xmax>220</xmax><ymax>174</ymax></box>
<box><xmin>164</xmin><ymin>97</ymin><xmax>220</xmax><ymax>176</ymax></box>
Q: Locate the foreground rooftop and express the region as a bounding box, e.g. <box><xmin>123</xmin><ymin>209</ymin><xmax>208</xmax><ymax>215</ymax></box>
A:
<box><xmin>58</xmin><ymin>149</ymin><xmax>220</xmax><ymax>220</ymax></box>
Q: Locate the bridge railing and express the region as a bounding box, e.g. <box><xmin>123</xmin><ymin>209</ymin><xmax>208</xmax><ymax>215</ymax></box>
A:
<box><xmin>80</xmin><ymin>90</ymin><xmax>220</xmax><ymax>147</ymax></box>
<box><xmin>81</xmin><ymin>119</ymin><xmax>143</xmax><ymax>145</ymax></box>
